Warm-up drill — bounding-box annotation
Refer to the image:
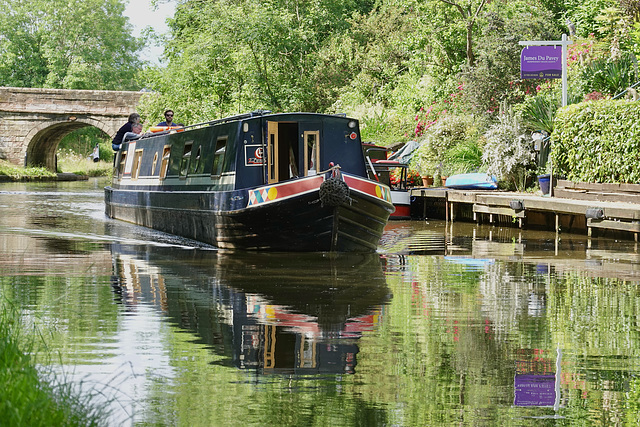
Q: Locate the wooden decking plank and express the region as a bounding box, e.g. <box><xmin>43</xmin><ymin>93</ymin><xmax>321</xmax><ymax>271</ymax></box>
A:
<box><xmin>587</xmin><ymin>218</ymin><xmax>640</xmax><ymax>233</ymax></box>
<box><xmin>472</xmin><ymin>204</ymin><xmax>525</xmax><ymax>217</ymax></box>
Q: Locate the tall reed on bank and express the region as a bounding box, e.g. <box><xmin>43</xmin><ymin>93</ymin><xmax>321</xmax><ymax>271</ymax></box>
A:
<box><xmin>0</xmin><ymin>300</ymin><xmax>108</xmax><ymax>426</ymax></box>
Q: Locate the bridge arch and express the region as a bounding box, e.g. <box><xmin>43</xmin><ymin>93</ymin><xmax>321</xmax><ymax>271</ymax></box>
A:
<box><xmin>25</xmin><ymin>116</ymin><xmax>113</xmax><ymax>170</ymax></box>
<box><xmin>0</xmin><ymin>87</ymin><xmax>144</xmax><ymax>171</ymax></box>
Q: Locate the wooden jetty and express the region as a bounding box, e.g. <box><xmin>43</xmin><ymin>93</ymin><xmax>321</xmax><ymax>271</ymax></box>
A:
<box><xmin>410</xmin><ymin>179</ymin><xmax>640</xmax><ymax>241</ymax></box>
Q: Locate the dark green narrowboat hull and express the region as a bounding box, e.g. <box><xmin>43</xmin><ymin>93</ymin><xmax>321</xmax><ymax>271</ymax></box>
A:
<box><xmin>105</xmin><ymin>178</ymin><xmax>393</xmax><ymax>252</ymax></box>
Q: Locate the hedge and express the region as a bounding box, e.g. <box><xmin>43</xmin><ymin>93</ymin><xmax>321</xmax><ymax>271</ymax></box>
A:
<box><xmin>551</xmin><ymin>99</ymin><xmax>640</xmax><ymax>183</ymax></box>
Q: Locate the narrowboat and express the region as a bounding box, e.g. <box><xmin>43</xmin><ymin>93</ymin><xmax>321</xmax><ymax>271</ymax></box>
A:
<box><xmin>362</xmin><ymin>143</ymin><xmax>411</xmax><ymax>219</ymax></box>
<box><xmin>105</xmin><ymin>111</ymin><xmax>395</xmax><ymax>252</ymax></box>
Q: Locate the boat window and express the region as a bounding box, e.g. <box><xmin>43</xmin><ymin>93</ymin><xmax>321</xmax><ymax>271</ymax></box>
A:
<box><xmin>151</xmin><ymin>152</ymin><xmax>159</xmax><ymax>176</ymax></box>
<box><xmin>118</xmin><ymin>151</ymin><xmax>127</xmax><ymax>176</ymax></box>
<box><xmin>131</xmin><ymin>149</ymin><xmax>144</xmax><ymax>180</ymax></box>
<box><xmin>268</xmin><ymin>130</ymin><xmax>278</xmax><ymax>183</ymax></box>
<box><xmin>180</xmin><ymin>142</ymin><xmax>193</xmax><ymax>178</ymax></box>
<box><xmin>304</xmin><ymin>131</ymin><xmax>320</xmax><ymax>176</ymax></box>
<box><xmin>160</xmin><ymin>146</ymin><xmax>171</xmax><ymax>180</ymax></box>
<box><xmin>211</xmin><ymin>137</ymin><xmax>227</xmax><ymax>177</ymax></box>
<box><xmin>190</xmin><ymin>145</ymin><xmax>202</xmax><ymax>174</ymax></box>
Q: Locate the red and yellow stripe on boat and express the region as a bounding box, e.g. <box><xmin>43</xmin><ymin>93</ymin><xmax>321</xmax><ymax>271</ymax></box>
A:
<box><xmin>247</xmin><ymin>173</ymin><xmax>392</xmax><ymax>207</ymax></box>
<box><xmin>247</xmin><ymin>175</ymin><xmax>324</xmax><ymax>207</ymax></box>
<box><xmin>342</xmin><ymin>174</ymin><xmax>393</xmax><ymax>204</ymax></box>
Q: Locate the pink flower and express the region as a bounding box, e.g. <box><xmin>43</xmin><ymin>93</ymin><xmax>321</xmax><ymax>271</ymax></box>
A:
<box><xmin>536</xmin><ymin>85</ymin><xmax>541</xmax><ymax>91</ymax></box>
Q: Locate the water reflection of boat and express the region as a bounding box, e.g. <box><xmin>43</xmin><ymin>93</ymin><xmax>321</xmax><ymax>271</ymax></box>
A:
<box><xmin>110</xmin><ymin>244</ymin><xmax>390</xmax><ymax>374</ymax></box>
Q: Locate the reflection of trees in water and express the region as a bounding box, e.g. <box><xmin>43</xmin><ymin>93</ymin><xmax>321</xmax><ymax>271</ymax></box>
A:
<box><xmin>404</xmin><ymin>250</ymin><xmax>640</xmax><ymax>424</ymax></box>
<box><xmin>479</xmin><ymin>261</ymin><xmax>549</xmax><ymax>341</ymax></box>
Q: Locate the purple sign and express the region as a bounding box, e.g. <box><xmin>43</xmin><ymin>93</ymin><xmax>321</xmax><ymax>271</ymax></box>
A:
<box><xmin>514</xmin><ymin>374</ymin><xmax>556</xmax><ymax>406</ymax></box>
<box><xmin>521</xmin><ymin>45</ymin><xmax>562</xmax><ymax>79</ymax></box>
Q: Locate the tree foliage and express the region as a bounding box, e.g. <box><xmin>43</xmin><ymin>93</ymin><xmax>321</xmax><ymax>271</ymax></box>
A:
<box><xmin>0</xmin><ymin>0</ymin><xmax>143</xmax><ymax>89</ymax></box>
<box><xmin>459</xmin><ymin>0</ymin><xmax>561</xmax><ymax>115</ymax></box>
<box><xmin>138</xmin><ymin>0</ymin><xmax>381</xmax><ymax>124</ymax></box>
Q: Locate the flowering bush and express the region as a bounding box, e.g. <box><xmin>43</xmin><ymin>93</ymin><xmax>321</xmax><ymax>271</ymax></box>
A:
<box><xmin>390</xmin><ymin>169</ymin><xmax>401</xmax><ymax>186</ymax></box>
<box><xmin>390</xmin><ymin>168</ymin><xmax>422</xmax><ymax>186</ymax></box>
<box><xmin>412</xmin><ymin>83</ymin><xmax>464</xmax><ymax>139</ymax></box>
<box><xmin>407</xmin><ymin>169</ymin><xmax>421</xmax><ymax>186</ymax></box>
<box><xmin>482</xmin><ymin>107</ymin><xmax>534</xmax><ymax>191</ymax></box>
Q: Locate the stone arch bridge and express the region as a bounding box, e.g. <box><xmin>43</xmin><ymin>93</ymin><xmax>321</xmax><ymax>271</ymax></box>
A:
<box><xmin>0</xmin><ymin>87</ymin><xmax>143</xmax><ymax>170</ymax></box>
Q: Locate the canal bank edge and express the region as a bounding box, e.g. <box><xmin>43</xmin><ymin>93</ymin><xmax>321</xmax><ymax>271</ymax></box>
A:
<box><xmin>0</xmin><ymin>172</ymin><xmax>88</xmax><ymax>182</ymax></box>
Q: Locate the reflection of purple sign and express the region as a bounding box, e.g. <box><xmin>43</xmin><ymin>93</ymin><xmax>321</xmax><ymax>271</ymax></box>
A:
<box><xmin>514</xmin><ymin>374</ymin><xmax>556</xmax><ymax>406</ymax></box>
<box><xmin>521</xmin><ymin>46</ymin><xmax>562</xmax><ymax>79</ymax></box>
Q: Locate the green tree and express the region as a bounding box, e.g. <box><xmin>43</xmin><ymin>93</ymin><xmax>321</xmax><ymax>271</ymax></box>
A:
<box><xmin>564</xmin><ymin>0</ymin><xmax>619</xmax><ymax>38</ymax></box>
<box><xmin>459</xmin><ymin>0</ymin><xmax>561</xmax><ymax>115</ymax></box>
<box><xmin>433</xmin><ymin>0</ymin><xmax>489</xmax><ymax>67</ymax></box>
<box><xmin>139</xmin><ymin>0</ymin><xmax>383</xmax><ymax>122</ymax></box>
<box><xmin>0</xmin><ymin>0</ymin><xmax>143</xmax><ymax>89</ymax></box>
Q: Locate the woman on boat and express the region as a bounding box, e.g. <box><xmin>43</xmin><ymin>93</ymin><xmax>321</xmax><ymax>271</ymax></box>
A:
<box><xmin>112</xmin><ymin>113</ymin><xmax>141</xmax><ymax>151</ymax></box>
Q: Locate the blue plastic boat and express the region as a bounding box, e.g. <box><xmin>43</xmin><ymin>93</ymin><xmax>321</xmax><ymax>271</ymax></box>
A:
<box><xmin>444</xmin><ymin>173</ymin><xmax>498</xmax><ymax>190</ymax></box>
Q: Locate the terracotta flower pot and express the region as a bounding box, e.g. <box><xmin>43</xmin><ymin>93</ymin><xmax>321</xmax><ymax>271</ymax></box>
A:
<box><xmin>421</xmin><ymin>176</ymin><xmax>433</xmax><ymax>187</ymax></box>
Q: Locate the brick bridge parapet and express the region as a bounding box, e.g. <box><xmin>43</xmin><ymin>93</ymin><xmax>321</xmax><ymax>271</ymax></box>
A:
<box><xmin>0</xmin><ymin>87</ymin><xmax>143</xmax><ymax>170</ymax></box>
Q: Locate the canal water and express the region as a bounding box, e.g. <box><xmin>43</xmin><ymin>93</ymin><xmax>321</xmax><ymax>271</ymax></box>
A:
<box><xmin>1</xmin><ymin>179</ymin><xmax>640</xmax><ymax>426</ymax></box>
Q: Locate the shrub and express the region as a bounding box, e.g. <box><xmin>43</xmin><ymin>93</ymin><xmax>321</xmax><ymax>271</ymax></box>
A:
<box><xmin>482</xmin><ymin>109</ymin><xmax>535</xmax><ymax>191</ymax></box>
<box><xmin>518</xmin><ymin>91</ymin><xmax>560</xmax><ymax>135</ymax></box>
<box><xmin>411</xmin><ymin>115</ymin><xmax>472</xmax><ymax>177</ymax></box>
<box><xmin>443</xmin><ymin>139</ymin><xmax>484</xmax><ymax>175</ymax></box>
<box><xmin>579</xmin><ymin>52</ymin><xmax>639</xmax><ymax>96</ymax></box>
<box><xmin>551</xmin><ymin>99</ymin><xmax>640</xmax><ymax>183</ymax></box>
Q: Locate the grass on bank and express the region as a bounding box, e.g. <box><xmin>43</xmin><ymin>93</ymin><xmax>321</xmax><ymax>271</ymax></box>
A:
<box><xmin>0</xmin><ymin>150</ymin><xmax>112</xmax><ymax>180</ymax></box>
<box><xmin>56</xmin><ymin>148</ymin><xmax>112</xmax><ymax>177</ymax></box>
<box><xmin>0</xmin><ymin>160</ymin><xmax>57</xmax><ymax>179</ymax></box>
<box><xmin>0</xmin><ymin>302</ymin><xmax>109</xmax><ymax>426</ymax></box>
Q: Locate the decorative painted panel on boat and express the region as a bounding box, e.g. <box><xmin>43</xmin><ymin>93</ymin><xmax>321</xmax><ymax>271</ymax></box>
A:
<box><xmin>245</xmin><ymin>145</ymin><xmax>264</xmax><ymax>166</ymax></box>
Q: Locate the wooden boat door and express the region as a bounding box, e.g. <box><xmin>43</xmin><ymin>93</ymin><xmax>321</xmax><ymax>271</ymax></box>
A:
<box><xmin>267</xmin><ymin>121</ymin><xmax>279</xmax><ymax>184</ymax></box>
<box><xmin>267</xmin><ymin>120</ymin><xmax>304</xmax><ymax>183</ymax></box>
